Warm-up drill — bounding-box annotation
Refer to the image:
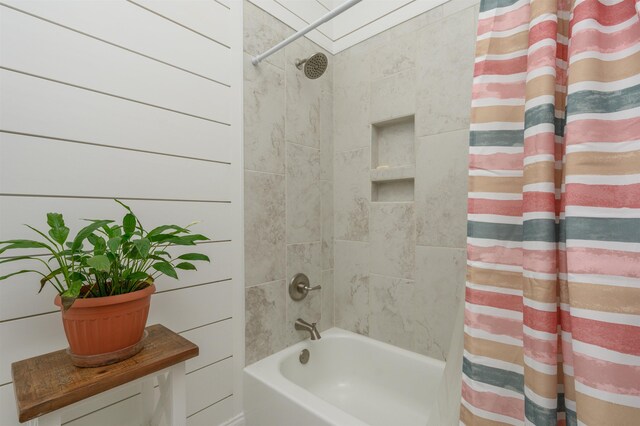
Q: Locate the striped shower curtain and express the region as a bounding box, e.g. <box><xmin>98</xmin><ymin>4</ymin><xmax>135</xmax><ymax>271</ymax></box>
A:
<box><xmin>463</xmin><ymin>0</ymin><xmax>640</xmax><ymax>424</ymax></box>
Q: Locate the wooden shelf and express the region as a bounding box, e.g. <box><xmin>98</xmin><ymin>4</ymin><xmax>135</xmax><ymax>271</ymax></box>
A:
<box><xmin>12</xmin><ymin>324</ymin><xmax>198</xmax><ymax>423</ymax></box>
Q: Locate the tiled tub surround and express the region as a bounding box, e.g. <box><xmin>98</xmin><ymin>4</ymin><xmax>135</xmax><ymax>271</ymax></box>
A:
<box><xmin>333</xmin><ymin>0</ymin><xmax>479</xmax><ymax>361</ymax></box>
<box><xmin>244</xmin><ymin>0</ymin><xmax>479</xmax><ymax>365</ymax></box>
<box><xmin>243</xmin><ymin>1</ymin><xmax>334</xmax><ymax>365</ymax></box>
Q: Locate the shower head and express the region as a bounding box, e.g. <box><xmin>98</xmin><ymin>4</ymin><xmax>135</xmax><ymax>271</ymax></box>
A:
<box><xmin>295</xmin><ymin>52</ymin><xmax>328</xmax><ymax>79</ymax></box>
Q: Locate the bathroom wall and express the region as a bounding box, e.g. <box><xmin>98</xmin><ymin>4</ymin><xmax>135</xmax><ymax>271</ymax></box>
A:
<box><xmin>243</xmin><ymin>1</ymin><xmax>334</xmax><ymax>365</ymax></box>
<box><xmin>333</xmin><ymin>0</ymin><xmax>479</xmax><ymax>360</ymax></box>
<box><xmin>0</xmin><ymin>1</ymin><xmax>243</xmax><ymax>425</ymax></box>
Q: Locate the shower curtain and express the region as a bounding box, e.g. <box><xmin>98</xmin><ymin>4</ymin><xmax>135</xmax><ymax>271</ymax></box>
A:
<box><xmin>463</xmin><ymin>0</ymin><xmax>640</xmax><ymax>424</ymax></box>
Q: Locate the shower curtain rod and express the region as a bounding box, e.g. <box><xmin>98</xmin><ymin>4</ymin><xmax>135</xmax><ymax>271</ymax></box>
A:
<box><xmin>251</xmin><ymin>0</ymin><xmax>363</xmax><ymax>65</ymax></box>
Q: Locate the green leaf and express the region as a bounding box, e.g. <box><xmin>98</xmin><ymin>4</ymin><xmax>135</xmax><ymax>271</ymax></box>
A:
<box><xmin>69</xmin><ymin>271</ymin><xmax>86</xmax><ymax>282</ymax></box>
<box><xmin>114</xmin><ymin>199</ymin><xmax>134</xmax><ymax>214</ymax></box>
<box><xmin>59</xmin><ymin>249</ymin><xmax>83</xmax><ymax>259</ymax></box>
<box><xmin>178</xmin><ymin>234</ymin><xmax>208</xmax><ymax>244</ymax></box>
<box><xmin>48</xmin><ymin>227</ymin><xmax>70</xmax><ymax>246</ymax></box>
<box><xmin>175</xmin><ymin>262</ymin><xmax>196</xmax><ymax>271</ymax></box>
<box><xmin>47</xmin><ymin>213</ymin><xmax>69</xmax><ymax>245</ymax></box>
<box><xmin>152</xmin><ymin>261</ymin><xmax>178</xmax><ymax>279</ymax></box>
<box><xmin>107</xmin><ymin>237</ymin><xmax>122</xmax><ymax>254</ymax></box>
<box><xmin>123</xmin><ymin>214</ymin><xmax>136</xmax><ymax>234</ymax></box>
<box><xmin>95</xmin><ymin>241</ymin><xmax>106</xmax><ymax>255</ymax></box>
<box><xmin>60</xmin><ymin>280</ymin><xmax>82</xmax><ymax>310</ymax></box>
<box><xmin>46</xmin><ymin>212</ymin><xmax>65</xmax><ymax>229</ymax></box>
<box><xmin>151</xmin><ymin>234</ymin><xmax>208</xmax><ymax>246</ymax></box>
<box><xmin>0</xmin><ymin>255</ymin><xmax>39</xmax><ymax>265</ymax></box>
<box><xmin>0</xmin><ymin>240</ymin><xmax>51</xmax><ymax>255</ymax></box>
<box><xmin>88</xmin><ymin>234</ymin><xmax>107</xmax><ymax>255</ymax></box>
<box><xmin>0</xmin><ymin>269</ymin><xmax>44</xmax><ymax>281</ymax></box>
<box><xmin>148</xmin><ymin>234</ymin><xmax>175</xmax><ymax>243</ymax></box>
<box><xmin>101</xmin><ymin>225</ymin><xmax>114</xmax><ymax>239</ymax></box>
<box><xmin>86</xmin><ymin>255</ymin><xmax>111</xmax><ymax>272</ymax></box>
<box><xmin>177</xmin><ymin>253</ymin><xmax>210</xmax><ymax>262</ymax></box>
<box><xmin>39</xmin><ymin>267</ymin><xmax>63</xmax><ymax>293</ymax></box>
<box><xmin>72</xmin><ymin>220</ymin><xmax>113</xmax><ymax>251</ymax></box>
<box><xmin>110</xmin><ymin>225</ymin><xmax>122</xmax><ymax>238</ymax></box>
<box><xmin>132</xmin><ymin>238</ymin><xmax>151</xmax><ymax>258</ymax></box>
<box><xmin>127</xmin><ymin>271</ymin><xmax>149</xmax><ymax>282</ymax></box>
<box><xmin>154</xmin><ymin>250</ymin><xmax>172</xmax><ymax>258</ymax></box>
<box><xmin>147</xmin><ymin>225</ymin><xmax>188</xmax><ymax>237</ymax></box>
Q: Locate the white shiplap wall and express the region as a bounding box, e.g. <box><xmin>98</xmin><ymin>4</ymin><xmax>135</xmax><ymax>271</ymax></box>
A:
<box><xmin>0</xmin><ymin>1</ymin><xmax>244</xmax><ymax>425</ymax></box>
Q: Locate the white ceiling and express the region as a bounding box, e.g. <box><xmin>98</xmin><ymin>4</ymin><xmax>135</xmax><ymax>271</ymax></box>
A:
<box><xmin>249</xmin><ymin>0</ymin><xmax>447</xmax><ymax>54</ymax></box>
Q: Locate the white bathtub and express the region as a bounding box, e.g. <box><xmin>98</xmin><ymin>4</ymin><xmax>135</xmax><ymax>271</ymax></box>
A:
<box><xmin>243</xmin><ymin>328</ymin><xmax>446</xmax><ymax>426</ymax></box>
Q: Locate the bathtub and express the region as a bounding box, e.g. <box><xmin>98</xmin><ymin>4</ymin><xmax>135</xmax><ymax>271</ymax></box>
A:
<box><xmin>243</xmin><ymin>328</ymin><xmax>446</xmax><ymax>426</ymax></box>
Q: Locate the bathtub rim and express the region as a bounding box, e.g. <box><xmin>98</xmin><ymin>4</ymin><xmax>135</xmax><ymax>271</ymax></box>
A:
<box><xmin>243</xmin><ymin>327</ymin><xmax>446</xmax><ymax>426</ymax></box>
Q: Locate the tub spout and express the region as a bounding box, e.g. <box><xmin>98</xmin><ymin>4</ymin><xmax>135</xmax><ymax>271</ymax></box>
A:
<box><xmin>295</xmin><ymin>318</ymin><xmax>321</xmax><ymax>340</ymax></box>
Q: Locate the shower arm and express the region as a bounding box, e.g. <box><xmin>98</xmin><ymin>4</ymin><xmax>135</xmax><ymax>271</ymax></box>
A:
<box><xmin>251</xmin><ymin>0</ymin><xmax>363</xmax><ymax>66</ymax></box>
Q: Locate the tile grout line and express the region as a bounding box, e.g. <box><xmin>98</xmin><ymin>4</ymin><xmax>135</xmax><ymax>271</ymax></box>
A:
<box><xmin>283</xmin><ymin>35</ymin><xmax>290</xmax><ymax>345</ymax></box>
<box><xmin>333</xmin><ymin>238</ymin><xmax>465</xmax><ymax>251</ymax></box>
<box><xmin>244</xmin><ymin>168</ymin><xmax>285</xmax><ymax>177</ymax></box>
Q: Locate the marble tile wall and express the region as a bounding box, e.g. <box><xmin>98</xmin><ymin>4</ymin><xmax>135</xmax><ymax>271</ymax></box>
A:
<box><xmin>243</xmin><ymin>1</ymin><xmax>334</xmax><ymax>365</ymax></box>
<box><xmin>333</xmin><ymin>0</ymin><xmax>479</xmax><ymax>361</ymax></box>
<box><xmin>244</xmin><ymin>0</ymin><xmax>479</xmax><ymax>365</ymax></box>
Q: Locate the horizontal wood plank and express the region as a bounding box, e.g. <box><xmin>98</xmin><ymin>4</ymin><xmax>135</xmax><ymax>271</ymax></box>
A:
<box><xmin>187</xmin><ymin>394</ymin><xmax>235</xmax><ymax>426</ymax></box>
<box><xmin>0</xmin><ymin>71</ymin><xmax>232</xmax><ymax>162</ymax></box>
<box><xmin>152</xmin><ymin>243</ymin><xmax>234</xmax><ymax>292</ymax></box>
<box><xmin>0</xmin><ymin>196</ymin><xmax>234</xmax><ymax>243</ymax></box>
<box><xmin>131</xmin><ymin>0</ymin><xmax>232</xmax><ymax>47</ymax></box>
<box><xmin>65</xmin><ymin>392</ymin><xmax>140</xmax><ymax>426</ymax></box>
<box><xmin>181</xmin><ymin>320</ymin><xmax>233</xmax><ymax>374</ymax></box>
<box><xmin>0</xmin><ymin>270</ymin><xmax>59</xmax><ymax>322</ymax></box>
<box><xmin>148</xmin><ymin>280</ymin><xmax>234</xmax><ymax>333</ymax></box>
<box><xmin>215</xmin><ymin>0</ymin><xmax>232</xmax><ymax>9</ymax></box>
<box><xmin>0</xmin><ymin>133</ymin><xmax>233</xmax><ymax>201</ymax></box>
<box><xmin>186</xmin><ymin>357</ymin><xmax>233</xmax><ymax>416</ymax></box>
<box><xmin>1</xmin><ymin>9</ymin><xmax>230</xmax><ymax>122</ymax></box>
<box><xmin>0</xmin><ymin>383</ymin><xmax>26</xmax><ymax>426</ymax></box>
<box><xmin>1</xmin><ymin>1</ymin><xmax>231</xmax><ymax>84</ymax></box>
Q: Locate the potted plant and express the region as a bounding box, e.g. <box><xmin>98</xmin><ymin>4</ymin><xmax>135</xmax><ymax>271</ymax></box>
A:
<box><xmin>0</xmin><ymin>200</ymin><xmax>210</xmax><ymax>367</ymax></box>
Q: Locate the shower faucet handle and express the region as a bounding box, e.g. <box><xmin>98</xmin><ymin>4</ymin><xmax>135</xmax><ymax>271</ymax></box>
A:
<box><xmin>289</xmin><ymin>273</ymin><xmax>321</xmax><ymax>301</ymax></box>
<box><xmin>298</xmin><ymin>283</ymin><xmax>321</xmax><ymax>292</ymax></box>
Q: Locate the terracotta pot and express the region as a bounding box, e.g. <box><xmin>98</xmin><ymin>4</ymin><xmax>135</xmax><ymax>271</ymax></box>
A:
<box><xmin>54</xmin><ymin>284</ymin><xmax>155</xmax><ymax>365</ymax></box>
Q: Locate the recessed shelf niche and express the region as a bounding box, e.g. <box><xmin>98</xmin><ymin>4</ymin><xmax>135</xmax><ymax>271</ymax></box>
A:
<box><xmin>370</xmin><ymin>115</ymin><xmax>415</xmax><ymax>202</ymax></box>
